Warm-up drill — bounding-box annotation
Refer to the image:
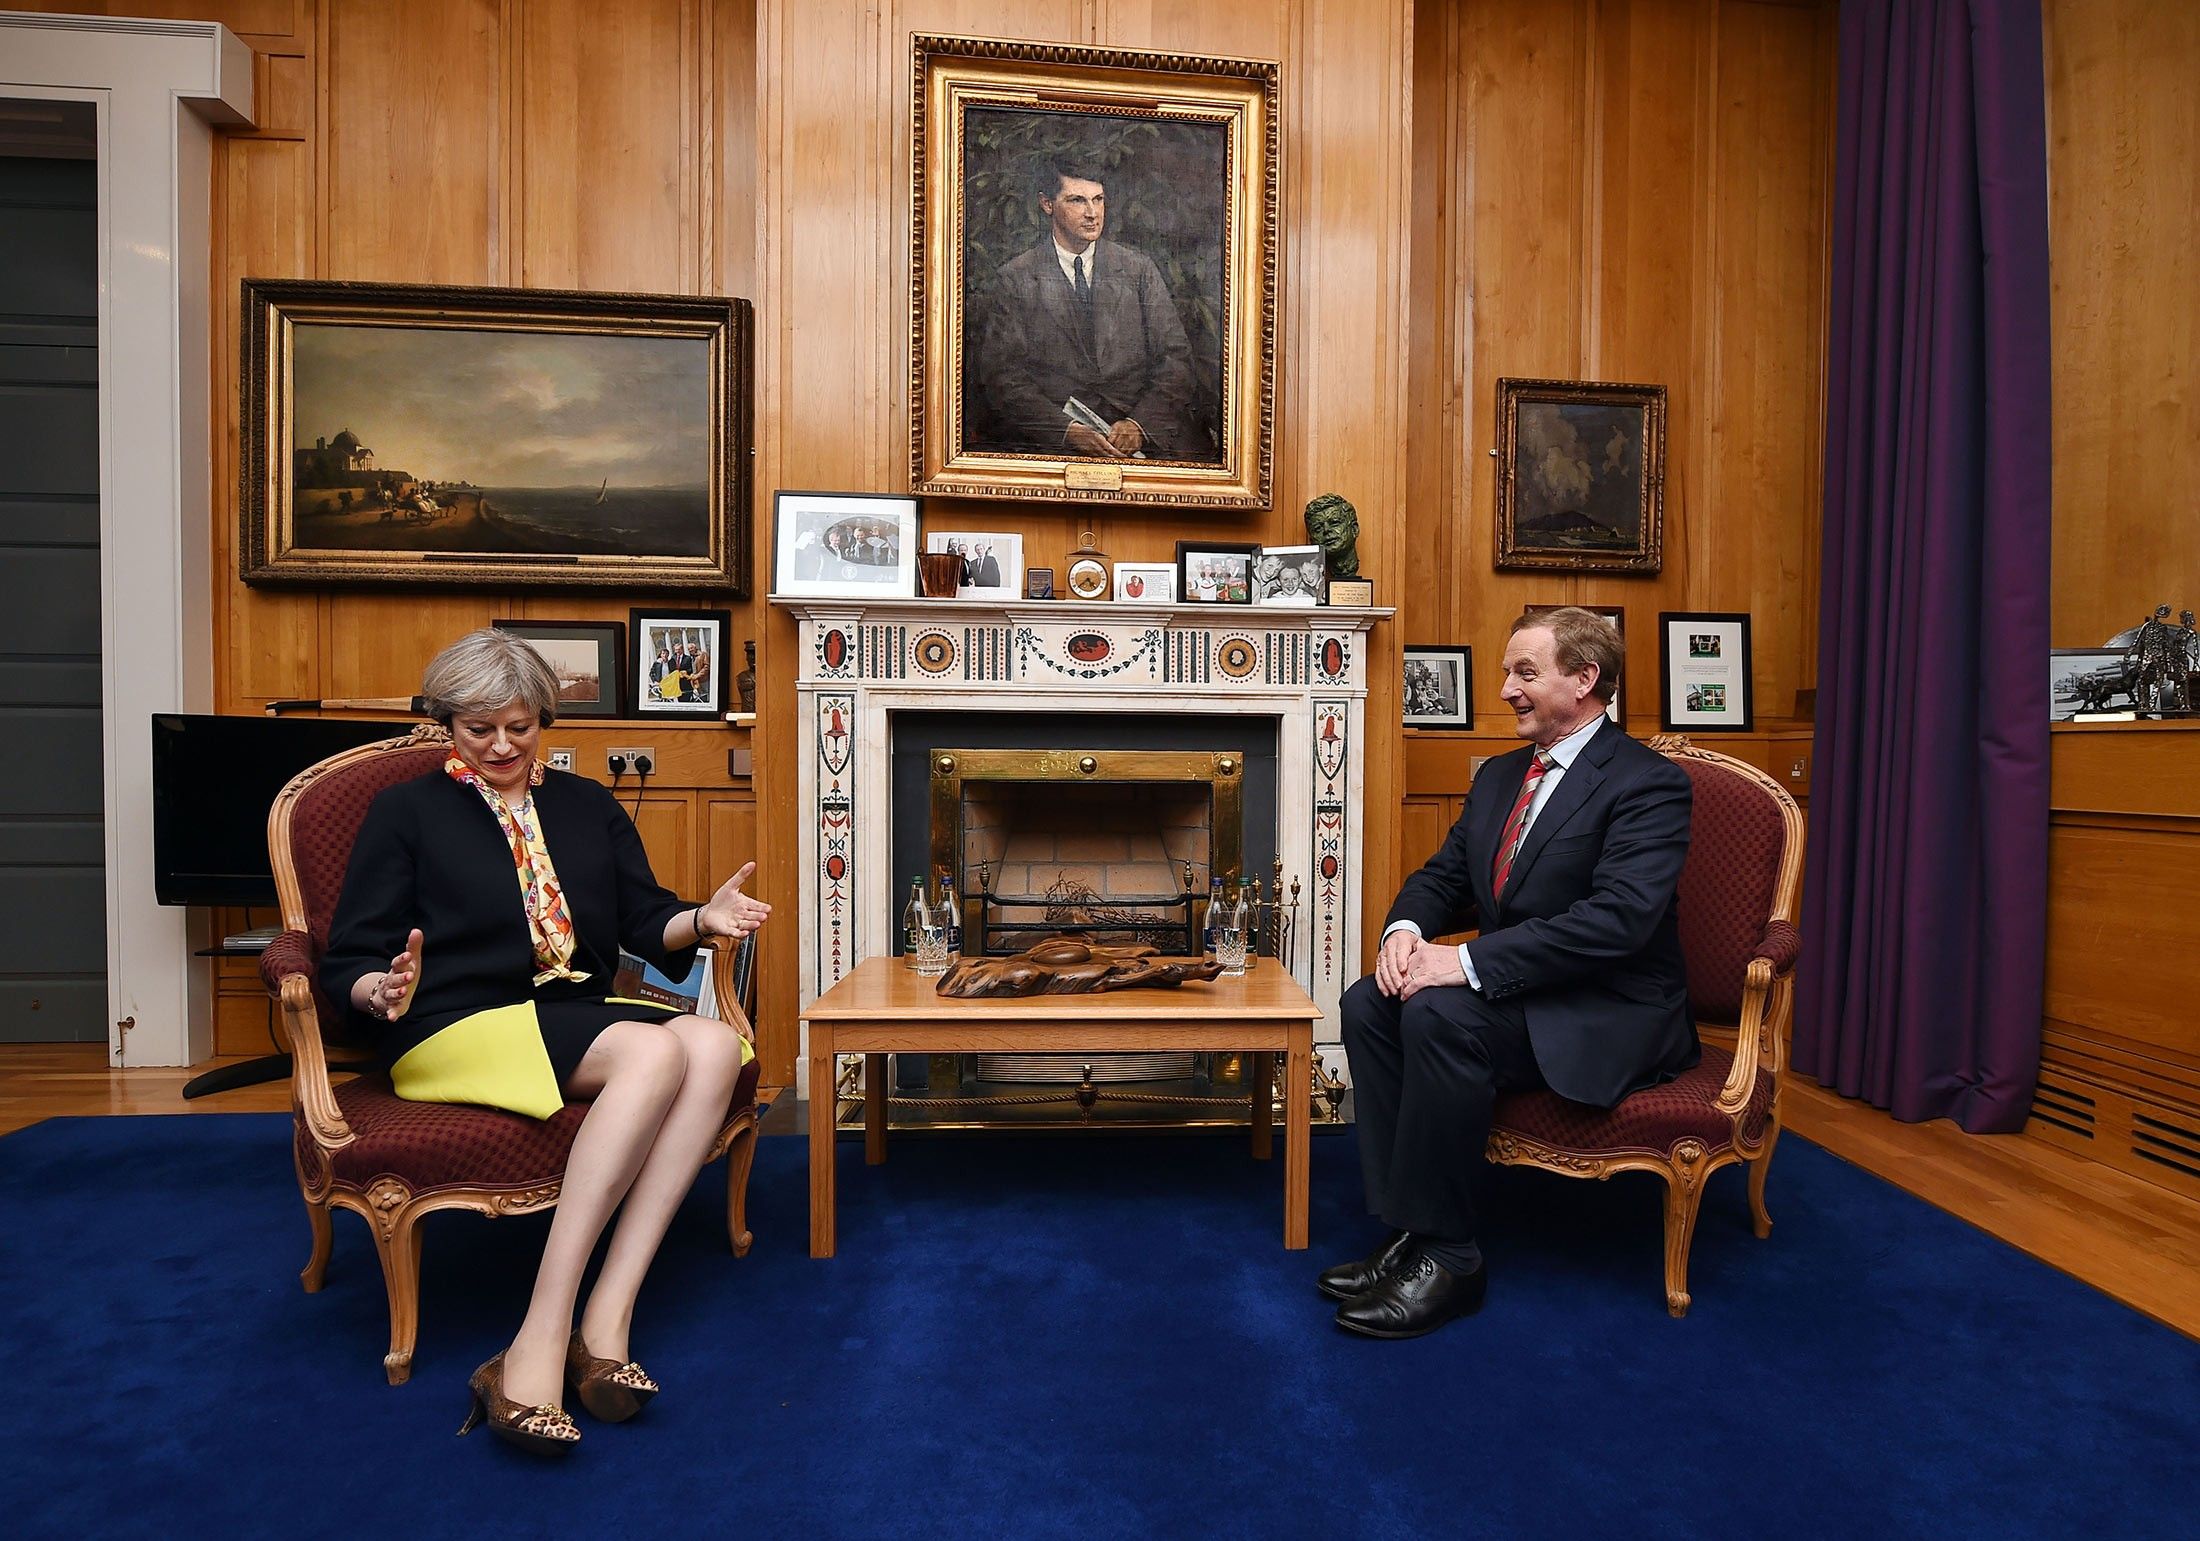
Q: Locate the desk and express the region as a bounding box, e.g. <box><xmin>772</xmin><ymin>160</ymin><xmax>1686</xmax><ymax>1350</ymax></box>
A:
<box><xmin>804</xmin><ymin>957</ymin><xmax>1321</xmax><ymax>1256</ymax></box>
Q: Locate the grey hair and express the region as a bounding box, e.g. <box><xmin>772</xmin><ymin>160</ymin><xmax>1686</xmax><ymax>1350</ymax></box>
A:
<box><xmin>1510</xmin><ymin>606</ymin><xmax>1623</xmax><ymax>703</ymax></box>
<box><xmin>420</xmin><ymin>628</ymin><xmax>562</xmax><ymax>726</ymax></box>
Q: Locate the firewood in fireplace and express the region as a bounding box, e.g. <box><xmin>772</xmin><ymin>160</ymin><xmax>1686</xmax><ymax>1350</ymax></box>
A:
<box><xmin>935</xmin><ymin>936</ymin><xmax>1223</xmax><ymax>997</ymax></box>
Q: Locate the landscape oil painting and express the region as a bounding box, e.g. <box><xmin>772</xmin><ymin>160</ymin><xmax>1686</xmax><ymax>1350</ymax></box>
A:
<box><xmin>1494</xmin><ymin>378</ymin><xmax>1666</xmax><ymax>576</ymax></box>
<box><xmin>240</xmin><ymin>280</ymin><xmax>752</xmax><ymax>591</ymax></box>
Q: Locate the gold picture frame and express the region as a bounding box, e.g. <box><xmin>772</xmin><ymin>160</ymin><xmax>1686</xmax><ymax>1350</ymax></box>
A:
<box><xmin>1494</xmin><ymin>378</ymin><xmax>1666</xmax><ymax>576</ymax></box>
<box><xmin>911</xmin><ymin>34</ymin><xmax>1278</xmax><ymax>510</ymax></box>
<box><xmin>240</xmin><ymin>279</ymin><xmax>753</xmax><ymax>591</ymax></box>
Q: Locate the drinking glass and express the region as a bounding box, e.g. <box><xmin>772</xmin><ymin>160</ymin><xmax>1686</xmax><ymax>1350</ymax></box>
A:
<box><xmin>1214</xmin><ymin>900</ymin><xmax>1251</xmax><ymax>977</ymax></box>
<box><xmin>912</xmin><ymin>900</ymin><xmax>953</xmax><ymax>976</ymax></box>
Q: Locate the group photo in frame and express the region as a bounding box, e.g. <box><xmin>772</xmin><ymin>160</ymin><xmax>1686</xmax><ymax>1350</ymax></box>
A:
<box><xmin>1175</xmin><ymin>540</ymin><xmax>1256</xmax><ymax>604</ymax></box>
<box><xmin>924</xmin><ymin>530</ymin><xmax>1025</xmax><ymax>600</ymax></box>
<box><xmin>630</xmin><ymin>607</ymin><xmax>731</xmax><ymax>719</ymax></box>
<box><xmin>239</xmin><ymin>279</ymin><xmax>753</xmax><ymax>592</ymax></box>
<box><xmin>1252</xmin><ymin>544</ymin><xmax>1323</xmax><ymax>606</ymax></box>
<box><xmin>1403</xmin><ymin>645</ymin><xmax>1472</xmax><ymax>727</ymax></box>
<box><xmin>1495</xmin><ymin>378</ymin><xmax>1667</xmax><ymax>576</ymax></box>
<box><xmin>1658</xmin><ymin>612</ymin><xmax>1754</xmax><ymax>732</ymax></box>
<box><xmin>490</xmin><ymin>619</ymin><xmax>627</xmax><ymax>719</ymax></box>
<box><xmin>910</xmin><ymin>34</ymin><xmax>1278</xmax><ymax>509</ymax></box>
<box><xmin>771</xmin><ymin>491</ymin><xmax>918</xmax><ymax>599</ymax></box>
<box><xmin>1524</xmin><ymin>603</ymin><xmax>1626</xmax><ymax>724</ymax></box>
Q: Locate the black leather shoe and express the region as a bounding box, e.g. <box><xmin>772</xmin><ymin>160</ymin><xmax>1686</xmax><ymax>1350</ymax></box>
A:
<box><xmin>1315</xmin><ymin>1230</ymin><xmax>1415</xmax><ymax>1302</ymax></box>
<box><xmin>1333</xmin><ymin>1253</ymin><xmax>1487</xmax><ymax>1339</ymax></box>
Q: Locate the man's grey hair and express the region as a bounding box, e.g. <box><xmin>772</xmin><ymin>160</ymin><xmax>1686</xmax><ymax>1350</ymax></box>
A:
<box><xmin>420</xmin><ymin>628</ymin><xmax>562</xmax><ymax>726</ymax></box>
<box><xmin>1510</xmin><ymin>606</ymin><xmax>1623</xmax><ymax>704</ymax></box>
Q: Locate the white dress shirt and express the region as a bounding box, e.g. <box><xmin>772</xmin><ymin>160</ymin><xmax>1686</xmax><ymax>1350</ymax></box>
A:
<box><xmin>1385</xmin><ymin>713</ymin><xmax>1607</xmax><ymax>990</ymax></box>
<box><xmin>1053</xmin><ymin>240</ymin><xmax>1094</xmax><ymax>290</ymax></box>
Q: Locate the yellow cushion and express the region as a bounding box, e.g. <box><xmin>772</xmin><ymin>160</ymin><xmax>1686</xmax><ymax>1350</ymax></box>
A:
<box><xmin>390</xmin><ymin>1003</ymin><xmax>567</xmax><ymax>1121</ymax></box>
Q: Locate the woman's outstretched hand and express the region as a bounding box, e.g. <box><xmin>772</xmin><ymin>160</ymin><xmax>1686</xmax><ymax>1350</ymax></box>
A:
<box><xmin>361</xmin><ymin>929</ymin><xmax>424</xmax><ymax>1021</ymax></box>
<box><xmin>699</xmin><ymin>861</ymin><xmax>771</xmax><ymax>940</ymax></box>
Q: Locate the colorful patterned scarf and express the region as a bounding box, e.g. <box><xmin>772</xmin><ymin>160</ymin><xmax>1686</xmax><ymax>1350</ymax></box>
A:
<box><xmin>445</xmin><ymin>752</ymin><xmax>590</xmax><ymax>986</ymax></box>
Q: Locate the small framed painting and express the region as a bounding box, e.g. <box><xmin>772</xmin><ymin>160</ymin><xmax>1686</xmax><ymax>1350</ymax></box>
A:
<box><xmin>2049</xmin><ymin>647</ymin><xmax>2134</xmax><ymax>718</ymax></box>
<box><xmin>925</xmin><ymin>530</ymin><xmax>1025</xmax><ymax>600</ymax></box>
<box><xmin>1252</xmin><ymin>544</ymin><xmax>1323</xmax><ymax>606</ymax></box>
<box><xmin>491</xmin><ymin>619</ymin><xmax>626</xmax><ymax>719</ymax></box>
<box><xmin>772</xmin><ymin>490</ymin><xmax>917</xmax><ymax>598</ymax></box>
<box><xmin>1403</xmin><ymin>645</ymin><xmax>1472</xmax><ymax>727</ymax></box>
<box><xmin>1113</xmin><ymin>562</ymin><xmax>1177</xmax><ymax>602</ymax></box>
<box><xmin>630</xmin><ymin>607</ymin><xmax>731</xmax><ymax>719</ymax></box>
<box><xmin>1658</xmin><ymin>612</ymin><xmax>1754</xmax><ymax>732</ymax></box>
<box><xmin>1523</xmin><ymin>603</ymin><xmax>1625</xmax><ymax>724</ymax></box>
<box><xmin>1175</xmin><ymin>540</ymin><xmax>1257</xmax><ymax>604</ymax></box>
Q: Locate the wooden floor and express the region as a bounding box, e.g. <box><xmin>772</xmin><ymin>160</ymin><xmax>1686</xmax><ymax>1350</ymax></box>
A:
<box><xmin>4</xmin><ymin>1044</ymin><xmax>2195</xmax><ymax>1339</ymax></box>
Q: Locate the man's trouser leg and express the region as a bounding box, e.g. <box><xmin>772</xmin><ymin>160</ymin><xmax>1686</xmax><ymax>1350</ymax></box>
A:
<box><xmin>1341</xmin><ymin>976</ymin><xmax>1541</xmax><ymax>1243</ymax></box>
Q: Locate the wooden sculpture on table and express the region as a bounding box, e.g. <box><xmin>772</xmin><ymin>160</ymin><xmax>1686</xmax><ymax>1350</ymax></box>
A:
<box><xmin>936</xmin><ymin>936</ymin><xmax>1223</xmax><ymax>998</ymax></box>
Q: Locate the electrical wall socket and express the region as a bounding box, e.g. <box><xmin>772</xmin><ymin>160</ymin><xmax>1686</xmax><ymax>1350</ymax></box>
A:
<box><xmin>547</xmin><ymin>749</ymin><xmax>575</xmax><ymax>771</ymax></box>
<box><xmin>606</xmin><ymin>746</ymin><xmax>657</xmax><ymax>775</ymax></box>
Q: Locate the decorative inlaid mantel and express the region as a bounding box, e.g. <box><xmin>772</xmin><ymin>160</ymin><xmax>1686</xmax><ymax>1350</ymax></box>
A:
<box><xmin>773</xmin><ymin>597</ymin><xmax>1392</xmax><ymax>1073</ymax></box>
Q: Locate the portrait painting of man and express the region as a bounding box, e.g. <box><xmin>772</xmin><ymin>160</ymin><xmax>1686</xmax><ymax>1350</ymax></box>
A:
<box><xmin>911</xmin><ymin>35</ymin><xmax>1277</xmax><ymax>509</ymax></box>
<box><xmin>960</xmin><ymin>113</ymin><xmax>1225</xmax><ymax>466</ymax></box>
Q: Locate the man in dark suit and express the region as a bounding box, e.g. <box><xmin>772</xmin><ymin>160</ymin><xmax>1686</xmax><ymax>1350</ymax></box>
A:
<box><xmin>972</xmin><ymin>166</ymin><xmax>1206</xmax><ymax>460</ymax></box>
<box><xmin>1326</xmin><ymin>607</ymin><xmax>1698</xmax><ymax>1338</ymax></box>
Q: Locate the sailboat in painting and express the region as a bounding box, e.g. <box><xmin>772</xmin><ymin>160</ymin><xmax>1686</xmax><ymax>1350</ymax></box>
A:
<box><xmin>594</xmin><ymin>477</ymin><xmax>608</xmax><ymax>505</ymax></box>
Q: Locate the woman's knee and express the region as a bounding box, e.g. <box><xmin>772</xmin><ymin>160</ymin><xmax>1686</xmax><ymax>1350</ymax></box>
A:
<box><xmin>599</xmin><ymin>1021</ymin><xmax>689</xmax><ymax>1096</ymax></box>
<box><xmin>668</xmin><ymin>1014</ymin><xmax>744</xmax><ymax>1090</ymax></box>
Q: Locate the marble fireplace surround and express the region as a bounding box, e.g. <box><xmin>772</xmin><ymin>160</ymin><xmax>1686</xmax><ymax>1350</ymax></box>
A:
<box><xmin>775</xmin><ymin>597</ymin><xmax>1390</xmax><ymax>1095</ymax></box>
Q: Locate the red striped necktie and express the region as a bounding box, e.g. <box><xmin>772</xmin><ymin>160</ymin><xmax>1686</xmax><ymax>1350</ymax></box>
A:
<box><xmin>1490</xmin><ymin>748</ymin><xmax>1555</xmax><ymax>898</ymax></box>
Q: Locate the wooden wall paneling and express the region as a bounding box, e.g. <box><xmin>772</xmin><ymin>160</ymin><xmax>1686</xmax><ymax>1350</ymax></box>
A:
<box><xmin>629</xmin><ymin>795</ymin><xmax>697</xmax><ymax>899</ymax></box>
<box><xmin>322</xmin><ymin>0</ymin><xmax>502</xmax><ymax>285</ymax></box>
<box><xmin>1406</xmin><ymin>0</ymin><xmax>1464</xmax><ymax>654</ymax></box>
<box><xmin>516</xmin><ymin>0</ymin><xmax>693</xmax><ymax>293</ymax></box>
<box><xmin>703</xmin><ymin>793</ymin><xmax>760</xmax><ymax>913</ymax></box>
<box><xmin>2044</xmin><ymin>0</ymin><xmax>2200</xmax><ymax>649</ymax></box>
<box><xmin>2044</xmin><ymin>818</ymin><xmax>2200</xmax><ymax>1068</ymax></box>
<box><xmin>1704</xmin><ymin>0</ymin><xmax>1832</xmax><ymax>722</ymax></box>
<box><xmin>78</xmin><ymin>0</ymin><xmax>303</xmax><ymax>39</ymax></box>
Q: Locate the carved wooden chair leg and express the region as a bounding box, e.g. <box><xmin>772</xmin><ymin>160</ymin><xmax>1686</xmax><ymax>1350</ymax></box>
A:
<box><xmin>300</xmin><ymin>1195</ymin><xmax>333</xmax><ymax>1293</ymax></box>
<box><xmin>1747</xmin><ymin>1117</ymin><xmax>1781</xmax><ymax>1240</ymax></box>
<box><xmin>724</xmin><ymin>1122</ymin><xmax>758</xmax><ymax>1257</ymax></box>
<box><xmin>1661</xmin><ymin>1141</ymin><xmax>1712</xmax><ymax>1318</ymax></box>
<box><xmin>369</xmin><ymin>1208</ymin><xmax>424</xmax><ymax>1386</ymax></box>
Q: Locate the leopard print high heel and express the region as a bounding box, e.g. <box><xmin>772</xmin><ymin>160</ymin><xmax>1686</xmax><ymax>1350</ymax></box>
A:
<box><xmin>566</xmin><ymin>1330</ymin><xmax>659</xmax><ymax>1423</ymax></box>
<box><xmin>457</xmin><ymin>1352</ymin><xmax>580</xmax><ymax>1453</ymax></box>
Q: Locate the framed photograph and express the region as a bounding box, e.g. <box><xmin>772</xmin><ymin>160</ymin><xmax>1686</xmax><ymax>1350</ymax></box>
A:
<box><xmin>1495</xmin><ymin>378</ymin><xmax>1666</xmax><ymax>575</ymax></box>
<box><xmin>1175</xmin><ymin>541</ymin><xmax>1257</xmax><ymax>604</ymax></box>
<box><xmin>490</xmin><ymin>619</ymin><xmax>626</xmax><ymax>719</ymax></box>
<box><xmin>771</xmin><ymin>491</ymin><xmax>917</xmax><ymax>599</ymax></box>
<box><xmin>2049</xmin><ymin>647</ymin><xmax>2135</xmax><ymax>719</ymax></box>
<box><xmin>1404</xmin><ymin>646</ymin><xmax>1472</xmax><ymax>728</ymax></box>
<box><xmin>1113</xmin><ymin>562</ymin><xmax>1177</xmax><ymax>602</ymax></box>
<box><xmin>924</xmin><ymin>530</ymin><xmax>1025</xmax><ymax>600</ymax></box>
<box><xmin>1026</xmin><ymin>567</ymin><xmax>1056</xmax><ymax>600</ymax></box>
<box><xmin>1658</xmin><ymin>612</ymin><xmax>1754</xmax><ymax>732</ymax></box>
<box><xmin>1523</xmin><ymin>604</ymin><xmax>1626</xmax><ymax>724</ymax></box>
<box><xmin>1252</xmin><ymin>544</ymin><xmax>1323</xmax><ymax>607</ymax></box>
<box><xmin>911</xmin><ymin>34</ymin><xmax>1279</xmax><ymax>510</ymax></box>
<box><xmin>239</xmin><ymin>279</ymin><xmax>752</xmax><ymax>592</ymax></box>
<box><xmin>629</xmin><ymin>608</ymin><xmax>731</xmax><ymax>720</ymax></box>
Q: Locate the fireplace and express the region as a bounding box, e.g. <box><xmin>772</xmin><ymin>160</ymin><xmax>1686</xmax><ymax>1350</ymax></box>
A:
<box><xmin>776</xmin><ymin>594</ymin><xmax>1389</xmax><ymax>1111</ymax></box>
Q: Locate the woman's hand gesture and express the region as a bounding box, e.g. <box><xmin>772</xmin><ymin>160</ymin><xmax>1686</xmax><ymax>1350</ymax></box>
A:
<box><xmin>699</xmin><ymin>862</ymin><xmax>771</xmax><ymax>941</ymax></box>
<box><xmin>365</xmin><ymin>929</ymin><xmax>424</xmax><ymax>1021</ymax></box>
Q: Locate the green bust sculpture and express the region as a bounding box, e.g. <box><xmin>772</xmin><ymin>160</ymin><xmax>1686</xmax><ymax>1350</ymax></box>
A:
<box><xmin>1303</xmin><ymin>492</ymin><xmax>1360</xmax><ymax>579</ymax></box>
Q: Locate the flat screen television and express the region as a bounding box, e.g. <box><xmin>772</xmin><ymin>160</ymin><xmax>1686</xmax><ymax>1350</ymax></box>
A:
<box><xmin>151</xmin><ymin>713</ymin><xmax>418</xmax><ymax>906</ymax></box>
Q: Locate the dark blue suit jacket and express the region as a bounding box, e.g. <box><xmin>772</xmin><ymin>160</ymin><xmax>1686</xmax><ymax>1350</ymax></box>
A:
<box><xmin>1385</xmin><ymin>721</ymin><xmax>1698</xmax><ymax>1107</ymax></box>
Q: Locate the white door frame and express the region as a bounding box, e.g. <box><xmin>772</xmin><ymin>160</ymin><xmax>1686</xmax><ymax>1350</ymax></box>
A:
<box><xmin>2</xmin><ymin>12</ymin><xmax>253</xmax><ymax>1065</ymax></box>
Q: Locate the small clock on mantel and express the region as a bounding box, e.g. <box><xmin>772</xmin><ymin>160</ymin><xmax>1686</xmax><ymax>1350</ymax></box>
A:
<box><xmin>1065</xmin><ymin>529</ymin><xmax>1112</xmax><ymax>601</ymax></box>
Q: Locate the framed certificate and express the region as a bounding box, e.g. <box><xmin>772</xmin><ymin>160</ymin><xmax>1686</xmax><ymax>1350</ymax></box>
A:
<box><xmin>1658</xmin><ymin>612</ymin><xmax>1753</xmax><ymax>732</ymax></box>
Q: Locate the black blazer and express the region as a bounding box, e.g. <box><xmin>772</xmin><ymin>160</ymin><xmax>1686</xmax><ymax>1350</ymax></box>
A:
<box><xmin>320</xmin><ymin>769</ymin><xmax>699</xmax><ymax>1062</ymax></box>
<box><xmin>1386</xmin><ymin>721</ymin><xmax>1698</xmax><ymax>1106</ymax></box>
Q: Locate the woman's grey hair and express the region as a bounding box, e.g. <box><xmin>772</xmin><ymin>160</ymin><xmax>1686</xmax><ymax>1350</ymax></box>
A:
<box><xmin>420</xmin><ymin>628</ymin><xmax>562</xmax><ymax>726</ymax></box>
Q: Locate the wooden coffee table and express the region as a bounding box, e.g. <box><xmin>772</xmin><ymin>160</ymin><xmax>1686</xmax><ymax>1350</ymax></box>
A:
<box><xmin>803</xmin><ymin>956</ymin><xmax>1321</xmax><ymax>1257</ymax></box>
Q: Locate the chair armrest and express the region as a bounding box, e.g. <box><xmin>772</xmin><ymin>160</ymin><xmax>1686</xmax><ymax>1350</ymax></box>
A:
<box><xmin>259</xmin><ymin>930</ymin><xmax>316</xmax><ymax>997</ymax></box>
<box><xmin>1754</xmin><ymin>919</ymin><xmax>1800</xmax><ymax>975</ymax></box>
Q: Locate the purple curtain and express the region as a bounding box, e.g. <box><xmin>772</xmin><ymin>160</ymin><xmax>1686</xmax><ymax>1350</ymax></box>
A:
<box><xmin>1797</xmin><ymin>0</ymin><xmax>2051</xmax><ymax>1132</ymax></box>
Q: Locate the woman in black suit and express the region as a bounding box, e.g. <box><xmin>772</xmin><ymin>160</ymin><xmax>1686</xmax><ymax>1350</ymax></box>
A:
<box><xmin>322</xmin><ymin>629</ymin><xmax>770</xmax><ymax>1454</ymax></box>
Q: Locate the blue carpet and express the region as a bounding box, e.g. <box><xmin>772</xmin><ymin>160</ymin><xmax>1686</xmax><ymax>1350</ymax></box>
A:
<box><xmin>2</xmin><ymin>1114</ymin><xmax>2195</xmax><ymax>1538</ymax></box>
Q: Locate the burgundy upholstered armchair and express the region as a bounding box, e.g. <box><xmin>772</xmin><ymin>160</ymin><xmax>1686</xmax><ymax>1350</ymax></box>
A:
<box><xmin>1485</xmin><ymin>735</ymin><xmax>1804</xmax><ymax>1316</ymax></box>
<box><xmin>261</xmin><ymin>724</ymin><xmax>766</xmax><ymax>1384</ymax></box>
